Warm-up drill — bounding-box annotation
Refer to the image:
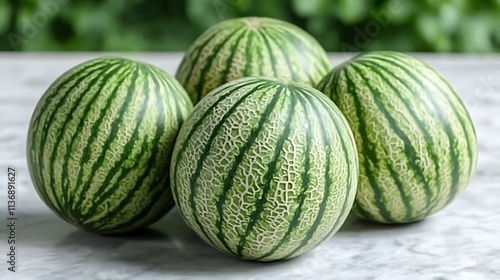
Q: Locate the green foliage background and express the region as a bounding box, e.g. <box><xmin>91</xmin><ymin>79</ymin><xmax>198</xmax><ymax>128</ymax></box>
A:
<box><xmin>1</xmin><ymin>0</ymin><xmax>499</xmax><ymax>52</ymax></box>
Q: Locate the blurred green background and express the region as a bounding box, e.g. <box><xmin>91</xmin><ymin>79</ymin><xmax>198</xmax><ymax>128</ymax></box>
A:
<box><xmin>1</xmin><ymin>0</ymin><xmax>499</xmax><ymax>52</ymax></box>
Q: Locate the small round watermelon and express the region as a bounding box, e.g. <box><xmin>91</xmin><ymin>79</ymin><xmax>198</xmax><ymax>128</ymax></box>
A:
<box><xmin>175</xmin><ymin>17</ymin><xmax>330</xmax><ymax>105</ymax></box>
<box><xmin>316</xmin><ymin>51</ymin><xmax>478</xmax><ymax>224</ymax></box>
<box><xmin>170</xmin><ymin>77</ymin><xmax>358</xmax><ymax>261</ymax></box>
<box><xmin>27</xmin><ymin>56</ymin><xmax>193</xmax><ymax>234</ymax></box>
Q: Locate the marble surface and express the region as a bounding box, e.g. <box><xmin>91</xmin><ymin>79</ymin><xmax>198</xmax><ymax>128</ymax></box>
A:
<box><xmin>0</xmin><ymin>53</ymin><xmax>499</xmax><ymax>280</ymax></box>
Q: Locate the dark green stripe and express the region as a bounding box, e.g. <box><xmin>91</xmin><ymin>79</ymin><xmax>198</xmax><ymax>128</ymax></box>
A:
<box><xmin>258</xmin><ymin>30</ymin><xmax>278</xmax><ymax>78</ymax></box>
<box><xmin>37</xmin><ymin>62</ymin><xmax>119</xmax><ymax>212</ymax></box>
<box><xmin>303</xmin><ymin>88</ymin><xmax>357</xmax><ymax>237</ymax></box>
<box><xmin>293</xmin><ymin>30</ymin><xmax>330</xmax><ymax>71</ymax></box>
<box><xmin>319</xmin><ymin>65</ymin><xmax>342</xmax><ymax>102</ymax></box>
<box><xmin>147</xmin><ymin>66</ymin><xmax>188</xmax><ymax>131</ymax></box>
<box><xmin>350</xmin><ymin>62</ymin><xmax>428</xmax><ymax>220</ymax></box>
<box><xmin>32</xmin><ymin>61</ymin><xmax>113</xmax><ymax>204</ymax></box>
<box><xmin>262</xmin><ymin>30</ymin><xmax>296</xmax><ymax>81</ymax></box>
<box><xmin>272</xmin><ymin>25</ymin><xmax>328</xmax><ymax>69</ymax></box>
<box><xmin>176</xmin><ymin>28</ymin><xmax>223</xmax><ymax>85</ymax></box>
<box><xmin>84</xmin><ymin>133</ymin><xmax>153</xmax><ymax>227</ymax></box>
<box><xmin>80</xmin><ymin>66</ymin><xmax>152</xmax><ymax>218</ymax></box>
<box><xmin>87</xmin><ymin>71</ymin><xmax>171</xmax><ymax>230</ymax></box>
<box><xmin>243</xmin><ymin>31</ymin><xmax>255</xmax><ymax>77</ymax></box>
<box><xmin>55</xmin><ymin>63</ymin><xmax>126</xmax><ymax>217</ymax></box>
<box><xmin>342</xmin><ymin>67</ymin><xmax>394</xmax><ymax>222</ymax></box>
<box><xmin>84</xmin><ymin>134</ymin><xmax>149</xmax><ymax>228</ymax></box>
<box><xmin>70</xmin><ymin>66</ymin><xmax>139</xmax><ymax>214</ymax></box>
<box><xmin>156</xmin><ymin>77</ymin><xmax>182</xmax><ymax>126</ymax></box>
<box><xmin>254</xmin><ymin>90</ymin><xmax>312</xmax><ymax>261</ymax></box>
<box><xmin>360</xmin><ymin>60</ymin><xmax>443</xmax><ymax>216</ymax></box>
<box><xmin>236</xmin><ymin>85</ymin><xmax>293</xmax><ymax>257</ymax></box>
<box><xmin>30</xmin><ymin>59</ymin><xmax>111</xmax><ymax>136</ymax></box>
<box><xmin>281</xmin><ymin>93</ymin><xmax>334</xmax><ymax>259</ymax></box>
<box><xmin>218</xmin><ymin>30</ymin><xmax>248</xmax><ymax>86</ymax></box>
<box><xmin>102</xmin><ymin>186</ymin><xmax>167</xmax><ymax>233</ymax></box>
<box><xmin>267</xmin><ymin>27</ymin><xmax>323</xmax><ymax>84</ymax></box>
<box><xmin>171</xmin><ymin>79</ymin><xmax>262</xmax><ymax>220</ymax></box>
<box><xmin>439</xmin><ymin>80</ymin><xmax>476</xmax><ymax>180</ymax></box>
<box><xmin>186</xmin><ymin>81</ymin><xmax>269</xmax><ymax>250</ymax></box>
<box><xmin>386</xmin><ymin>53</ymin><xmax>474</xmax><ymax>141</ymax></box>
<box><xmin>194</xmin><ymin>27</ymin><xmax>245</xmax><ymax>102</ymax></box>
<box><xmin>155</xmin><ymin>69</ymin><xmax>191</xmax><ymax>137</ymax></box>
<box><xmin>353</xmin><ymin>200</ymin><xmax>378</xmax><ymax>221</ymax></box>
<box><xmin>370</xmin><ymin>56</ymin><xmax>461</xmax><ymax>208</ymax></box>
<box><xmin>144</xmin><ymin>68</ymin><xmax>181</xmax><ymax>150</ymax></box>
<box><xmin>109</xmin><ymin>66</ymin><xmax>174</xmax><ymax>226</ymax></box>
<box><xmin>385</xmin><ymin>163</ymin><xmax>412</xmax><ymax>220</ymax></box>
<box><xmin>394</xmin><ymin>54</ymin><xmax>476</xmax><ymax>182</ymax></box>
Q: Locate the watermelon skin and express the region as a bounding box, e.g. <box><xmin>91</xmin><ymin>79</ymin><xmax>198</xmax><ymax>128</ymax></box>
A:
<box><xmin>316</xmin><ymin>51</ymin><xmax>478</xmax><ymax>224</ymax></box>
<box><xmin>170</xmin><ymin>77</ymin><xmax>358</xmax><ymax>261</ymax></box>
<box><xmin>175</xmin><ymin>17</ymin><xmax>330</xmax><ymax>105</ymax></box>
<box><xmin>27</xmin><ymin>57</ymin><xmax>193</xmax><ymax>234</ymax></box>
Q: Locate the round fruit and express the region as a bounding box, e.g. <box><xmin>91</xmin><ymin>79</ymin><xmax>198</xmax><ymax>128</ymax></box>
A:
<box><xmin>175</xmin><ymin>17</ymin><xmax>330</xmax><ymax>105</ymax></box>
<box><xmin>170</xmin><ymin>77</ymin><xmax>358</xmax><ymax>261</ymax></box>
<box><xmin>316</xmin><ymin>51</ymin><xmax>478</xmax><ymax>224</ymax></box>
<box><xmin>27</xmin><ymin>56</ymin><xmax>193</xmax><ymax>234</ymax></box>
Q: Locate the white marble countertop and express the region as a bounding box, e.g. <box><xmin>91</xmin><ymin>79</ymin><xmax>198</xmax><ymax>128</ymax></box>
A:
<box><xmin>0</xmin><ymin>53</ymin><xmax>499</xmax><ymax>280</ymax></box>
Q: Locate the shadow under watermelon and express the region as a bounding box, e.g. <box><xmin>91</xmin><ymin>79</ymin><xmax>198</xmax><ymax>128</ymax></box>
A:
<box><xmin>53</xmin><ymin>208</ymin><xmax>301</xmax><ymax>277</ymax></box>
<box><xmin>337</xmin><ymin>211</ymin><xmax>431</xmax><ymax>233</ymax></box>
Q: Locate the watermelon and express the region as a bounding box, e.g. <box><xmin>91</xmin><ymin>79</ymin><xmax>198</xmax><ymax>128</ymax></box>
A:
<box><xmin>26</xmin><ymin>56</ymin><xmax>193</xmax><ymax>234</ymax></box>
<box><xmin>170</xmin><ymin>77</ymin><xmax>358</xmax><ymax>261</ymax></box>
<box><xmin>316</xmin><ymin>51</ymin><xmax>478</xmax><ymax>224</ymax></box>
<box><xmin>175</xmin><ymin>17</ymin><xmax>330</xmax><ymax>105</ymax></box>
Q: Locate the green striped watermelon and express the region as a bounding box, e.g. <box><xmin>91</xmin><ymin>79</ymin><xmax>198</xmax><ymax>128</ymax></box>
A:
<box><xmin>316</xmin><ymin>51</ymin><xmax>478</xmax><ymax>224</ymax></box>
<box><xmin>27</xmin><ymin>56</ymin><xmax>193</xmax><ymax>234</ymax></box>
<box><xmin>170</xmin><ymin>77</ymin><xmax>358</xmax><ymax>261</ymax></box>
<box><xmin>175</xmin><ymin>17</ymin><xmax>330</xmax><ymax>105</ymax></box>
